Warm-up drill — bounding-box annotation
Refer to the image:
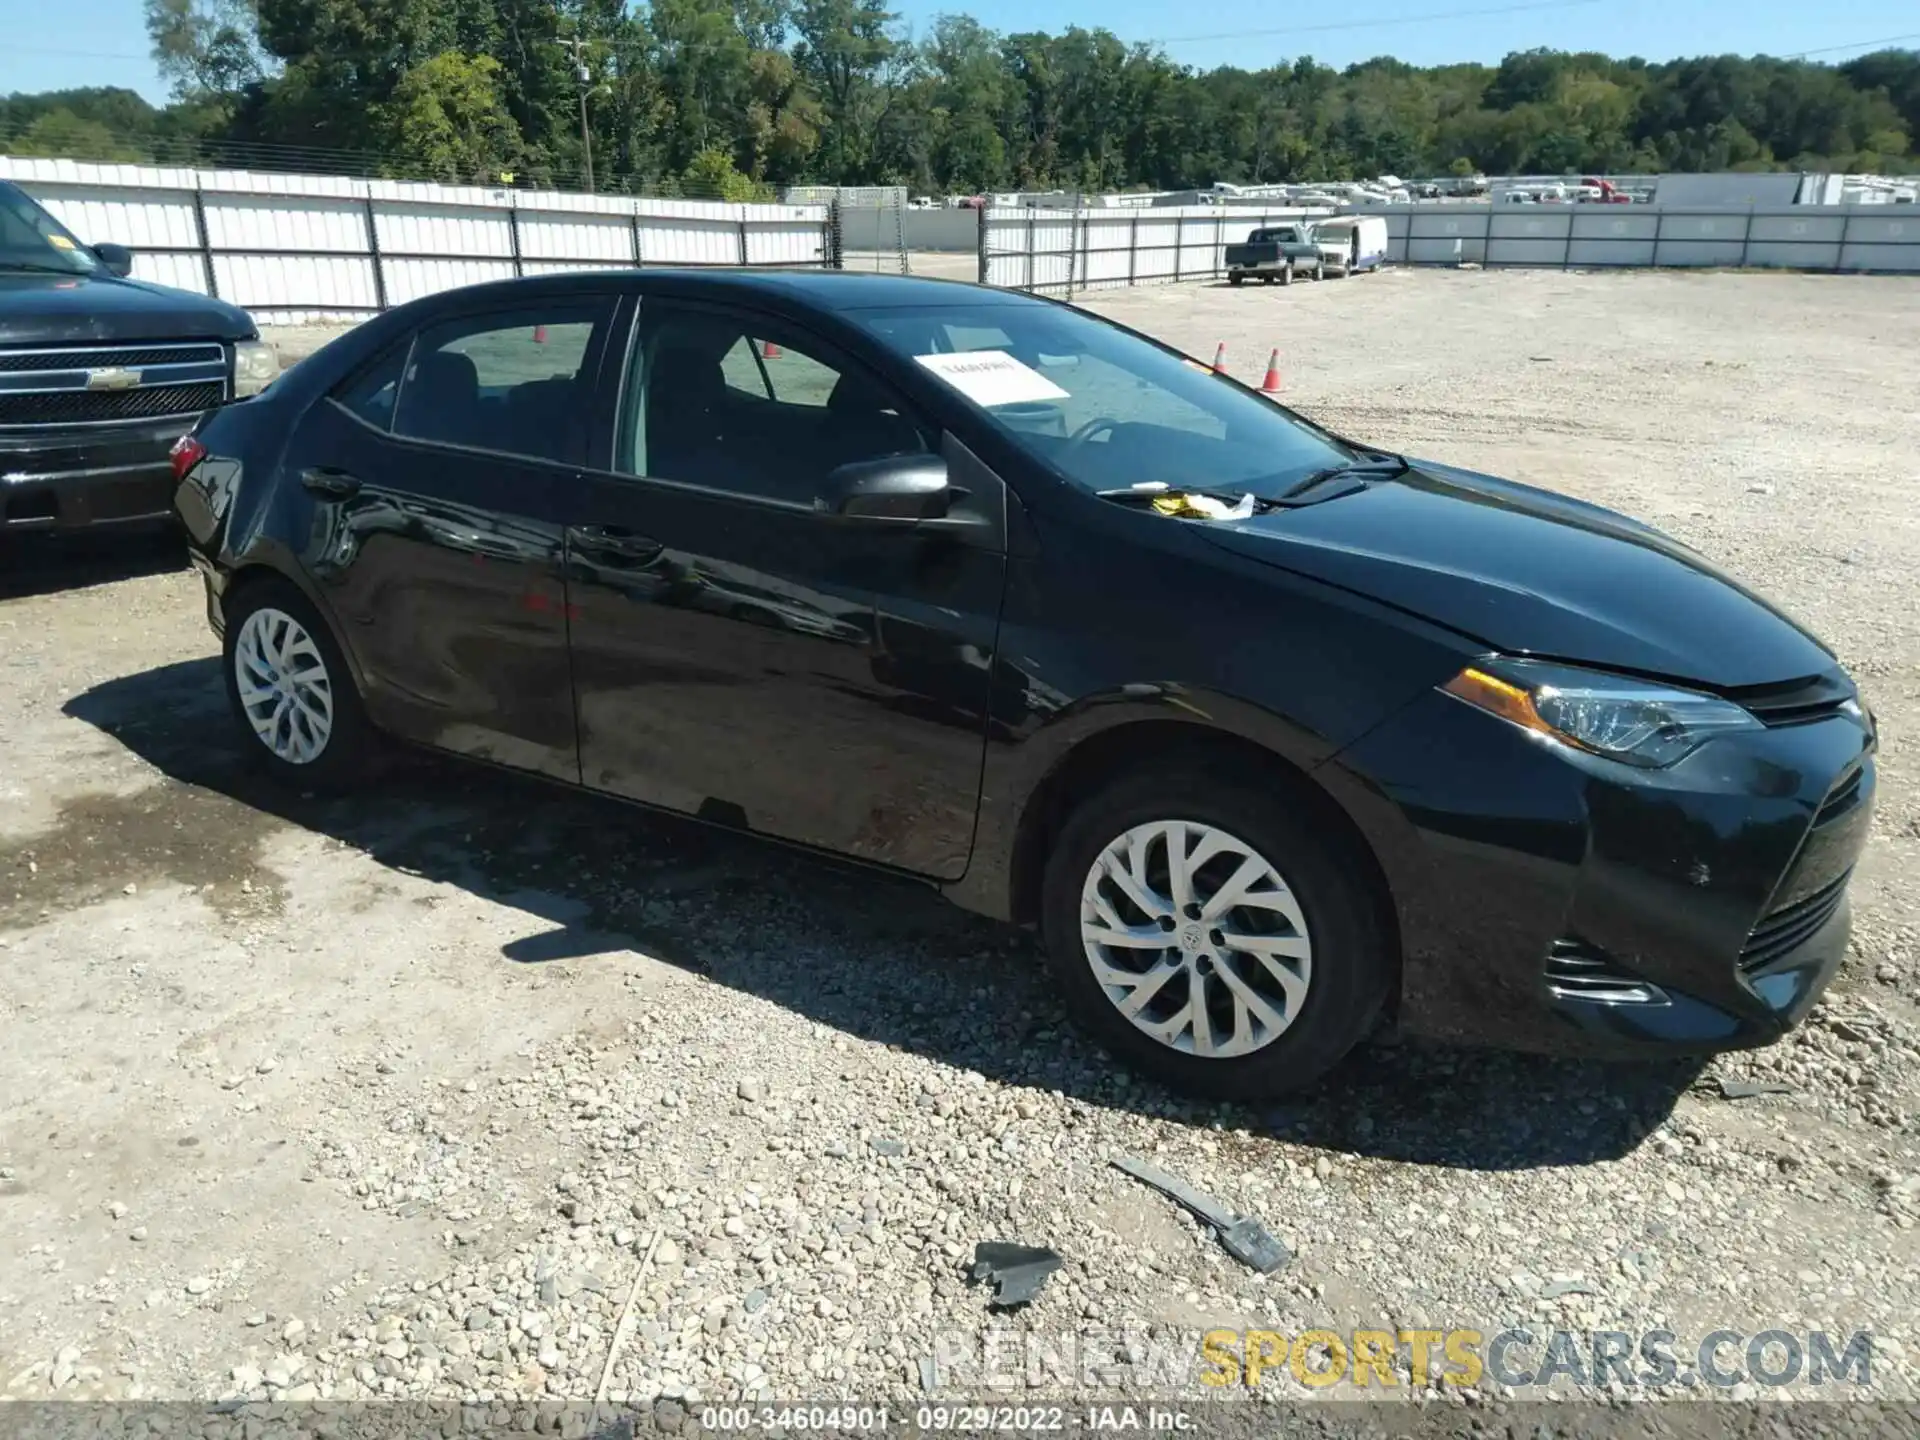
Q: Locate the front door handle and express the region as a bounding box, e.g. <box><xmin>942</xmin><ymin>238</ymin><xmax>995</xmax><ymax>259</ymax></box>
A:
<box><xmin>301</xmin><ymin>467</ymin><xmax>362</xmax><ymax>499</ymax></box>
<box><xmin>568</xmin><ymin>524</ymin><xmax>663</xmax><ymax>563</ymax></box>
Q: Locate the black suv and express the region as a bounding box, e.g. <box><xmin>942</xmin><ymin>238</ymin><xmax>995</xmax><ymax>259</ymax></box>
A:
<box><xmin>1</xmin><ymin>179</ymin><xmax>277</xmax><ymax>533</ymax></box>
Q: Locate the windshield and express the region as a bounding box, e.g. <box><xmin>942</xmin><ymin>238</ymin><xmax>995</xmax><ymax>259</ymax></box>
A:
<box><xmin>0</xmin><ymin>183</ymin><xmax>100</xmax><ymax>276</ymax></box>
<box><xmin>849</xmin><ymin>300</ymin><xmax>1353</xmax><ymax>499</ymax></box>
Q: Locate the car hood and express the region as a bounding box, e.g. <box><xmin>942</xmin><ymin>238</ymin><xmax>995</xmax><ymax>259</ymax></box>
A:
<box><xmin>1199</xmin><ymin>459</ymin><xmax>1835</xmax><ymax>689</ymax></box>
<box><xmin>0</xmin><ymin>271</ymin><xmax>255</xmax><ymax>345</ymax></box>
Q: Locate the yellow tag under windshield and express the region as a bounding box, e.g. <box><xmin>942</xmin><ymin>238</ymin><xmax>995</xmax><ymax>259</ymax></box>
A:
<box><xmin>47</xmin><ymin>235</ymin><xmax>76</xmax><ymax>250</ymax></box>
<box><xmin>1150</xmin><ymin>492</ymin><xmax>1253</xmax><ymax>520</ymax></box>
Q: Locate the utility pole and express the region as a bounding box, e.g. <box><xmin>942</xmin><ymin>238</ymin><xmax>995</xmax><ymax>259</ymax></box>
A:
<box><xmin>561</xmin><ymin>36</ymin><xmax>595</xmax><ymax>193</ymax></box>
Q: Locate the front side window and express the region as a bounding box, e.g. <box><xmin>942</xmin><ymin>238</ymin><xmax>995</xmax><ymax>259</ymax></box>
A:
<box><xmin>0</xmin><ymin>182</ymin><xmax>98</xmax><ymax>277</ymax></box>
<box><xmin>849</xmin><ymin>300</ymin><xmax>1353</xmax><ymax>499</ymax></box>
<box><xmin>624</xmin><ymin>306</ymin><xmax>929</xmax><ymax>504</ymax></box>
<box><xmin>392</xmin><ymin>305</ymin><xmax>607</xmax><ymax>465</ymax></box>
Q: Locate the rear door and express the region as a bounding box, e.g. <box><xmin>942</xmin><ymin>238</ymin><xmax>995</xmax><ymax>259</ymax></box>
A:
<box><xmin>565</xmin><ymin>298</ymin><xmax>1007</xmax><ymax>878</ymax></box>
<box><xmin>287</xmin><ymin>296</ymin><xmax>616</xmax><ymax>781</ymax></box>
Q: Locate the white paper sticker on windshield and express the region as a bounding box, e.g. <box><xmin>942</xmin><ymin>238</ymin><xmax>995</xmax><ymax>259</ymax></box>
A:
<box><xmin>915</xmin><ymin>350</ymin><xmax>1070</xmax><ymax>407</ymax></box>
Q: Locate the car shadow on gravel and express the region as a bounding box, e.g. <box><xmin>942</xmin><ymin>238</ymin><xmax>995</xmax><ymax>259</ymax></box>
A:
<box><xmin>67</xmin><ymin>656</ymin><xmax>1701</xmax><ymax>1172</ymax></box>
<box><xmin>0</xmin><ymin>529</ymin><xmax>189</xmax><ymax>601</ymax></box>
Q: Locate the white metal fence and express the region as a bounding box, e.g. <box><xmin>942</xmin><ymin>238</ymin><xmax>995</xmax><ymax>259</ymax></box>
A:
<box><xmin>2</xmin><ymin>157</ymin><xmax>834</xmax><ymax>326</ymax></box>
<box><xmin>982</xmin><ymin>199</ymin><xmax>1920</xmax><ymax>292</ymax></box>
<box><xmin>1384</xmin><ymin>203</ymin><xmax>1920</xmax><ymax>271</ymax></box>
<box><xmin>980</xmin><ymin>205</ymin><xmax>1333</xmax><ymax>294</ymax></box>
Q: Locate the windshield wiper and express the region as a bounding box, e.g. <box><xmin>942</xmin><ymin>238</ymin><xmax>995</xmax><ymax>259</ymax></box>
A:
<box><xmin>1276</xmin><ymin>451</ymin><xmax>1410</xmax><ymax>501</ymax></box>
<box><xmin>0</xmin><ymin>260</ymin><xmax>87</xmax><ymax>276</ymax></box>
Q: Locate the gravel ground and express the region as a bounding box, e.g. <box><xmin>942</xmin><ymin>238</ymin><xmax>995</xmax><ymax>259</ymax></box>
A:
<box><xmin>2</xmin><ymin>268</ymin><xmax>1918</xmax><ymax>1424</ymax></box>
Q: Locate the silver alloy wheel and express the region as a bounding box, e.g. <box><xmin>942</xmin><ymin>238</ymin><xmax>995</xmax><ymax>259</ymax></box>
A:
<box><xmin>233</xmin><ymin>606</ymin><xmax>334</xmax><ymax>765</ymax></box>
<box><xmin>1079</xmin><ymin>820</ymin><xmax>1313</xmax><ymax>1059</ymax></box>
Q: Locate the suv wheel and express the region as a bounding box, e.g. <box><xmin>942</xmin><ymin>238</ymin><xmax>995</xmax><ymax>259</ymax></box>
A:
<box><xmin>223</xmin><ymin>578</ymin><xmax>376</xmax><ymax>790</ymax></box>
<box><xmin>1040</xmin><ymin>768</ymin><xmax>1388</xmax><ymax>1098</ymax></box>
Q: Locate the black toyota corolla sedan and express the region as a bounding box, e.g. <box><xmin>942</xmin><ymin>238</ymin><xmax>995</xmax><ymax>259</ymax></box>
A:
<box><xmin>171</xmin><ymin>268</ymin><xmax>1878</xmax><ymax>1098</ymax></box>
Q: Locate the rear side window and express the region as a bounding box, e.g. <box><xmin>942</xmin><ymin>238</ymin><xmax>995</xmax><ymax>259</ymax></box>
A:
<box><xmin>333</xmin><ymin>344</ymin><xmax>408</xmax><ymax>431</ymax></box>
<box><xmin>392</xmin><ymin>303</ymin><xmax>610</xmax><ymax>465</ymax></box>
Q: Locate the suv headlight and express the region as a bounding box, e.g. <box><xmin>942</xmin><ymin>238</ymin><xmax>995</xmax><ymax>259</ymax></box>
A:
<box><xmin>234</xmin><ymin>339</ymin><xmax>280</xmax><ymax>397</ymax></box>
<box><xmin>1442</xmin><ymin>659</ymin><xmax>1761</xmax><ymax>768</ymax></box>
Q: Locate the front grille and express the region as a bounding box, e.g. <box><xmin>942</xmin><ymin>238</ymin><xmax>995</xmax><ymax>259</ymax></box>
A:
<box><xmin>1545</xmin><ymin>939</ymin><xmax>1668</xmax><ymax>1004</ymax></box>
<box><xmin>0</xmin><ymin>382</ymin><xmax>222</xmax><ymax>427</ymax></box>
<box><xmin>1741</xmin><ymin>871</ymin><xmax>1850</xmax><ymax>974</ymax></box>
<box><xmin>0</xmin><ymin>343</ymin><xmax>225</xmax><ymax>374</ymax></box>
<box><xmin>1814</xmin><ymin>765</ymin><xmax>1866</xmax><ymax>827</ymax></box>
<box><xmin>1729</xmin><ymin>672</ymin><xmax>1855</xmax><ymax>727</ymax></box>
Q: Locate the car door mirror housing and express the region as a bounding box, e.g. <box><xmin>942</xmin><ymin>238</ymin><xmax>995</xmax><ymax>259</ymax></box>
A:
<box><xmin>92</xmin><ymin>243</ymin><xmax>135</xmax><ymax>277</ymax></box>
<box><xmin>821</xmin><ymin>455</ymin><xmax>954</xmax><ymax>522</ymax></box>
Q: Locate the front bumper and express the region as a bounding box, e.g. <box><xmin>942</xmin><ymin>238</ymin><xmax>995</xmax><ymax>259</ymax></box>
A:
<box><xmin>0</xmin><ymin>416</ymin><xmax>200</xmax><ymax>531</ymax></box>
<box><xmin>1330</xmin><ymin>676</ymin><xmax>1877</xmax><ymax>1059</ymax></box>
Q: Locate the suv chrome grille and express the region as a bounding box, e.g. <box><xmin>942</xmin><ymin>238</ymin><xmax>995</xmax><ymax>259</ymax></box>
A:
<box><xmin>0</xmin><ymin>343</ymin><xmax>224</xmax><ymax>374</ymax></box>
<box><xmin>1741</xmin><ymin>871</ymin><xmax>1850</xmax><ymax>974</ymax></box>
<box><xmin>0</xmin><ymin>343</ymin><xmax>227</xmax><ymax>428</ymax></box>
<box><xmin>0</xmin><ymin>383</ymin><xmax>224</xmax><ymax>426</ymax></box>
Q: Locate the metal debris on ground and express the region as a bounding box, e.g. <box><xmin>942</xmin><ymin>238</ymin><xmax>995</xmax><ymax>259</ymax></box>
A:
<box><xmin>1540</xmin><ymin>1277</ymin><xmax>1597</xmax><ymax>1299</ymax></box>
<box><xmin>968</xmin><ymin>1241</ymin><xmax>1063</xmax><ymax>1307</ymax></box>
<box><xmin>1109</xmin><ymin>1153</ymin><xmax>1291</xmax><ymax>1274</ymax></box>
<box><xmin>1717</xmin><ymin>1077</ymin><xmax>1794</xmax><ymax>1100</ymax></box>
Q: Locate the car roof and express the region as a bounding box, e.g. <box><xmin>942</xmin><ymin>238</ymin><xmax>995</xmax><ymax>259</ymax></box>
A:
<box><xmin>428</xmin><ymin>267</ymin><xmax>1038</xmax><ymax>316</ymax></box>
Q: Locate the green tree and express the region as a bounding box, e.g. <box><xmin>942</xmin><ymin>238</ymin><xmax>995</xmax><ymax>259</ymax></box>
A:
<box><xmin>792</xmin><ymin>0</ymin><xmax>896</xmax><ymax>180</ymax></box>
<box><xmin>373</xmin><ymin>52</ymin><xmax>523</xmax><ymax>181</ymax></box>
<box><xmin>10</xmin><ymin>109</ymin><xmax>151</xmax><ymax>162</ymax></box>
<box><xmin>680</xmin><ymin>143</ymin><xmax>771</xmax><ymax>198</ymax></box>
<box><xmin>76</xmin><ymin>23</ymin><xmax>1920</xmax><ymax>196</ymax></box>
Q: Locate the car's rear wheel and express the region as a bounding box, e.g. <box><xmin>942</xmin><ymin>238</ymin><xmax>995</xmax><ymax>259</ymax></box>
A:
<box><xmin>1040</xmin><ymin>767</ymin><xmax>1389</xmax><ymax>1098</ymax></box>
<box><xmin>222</xmin><ymin>577</ymin><xmax>376</xmax><ymax>790</ymax></box>
<box><xmin>1228</xmin><ymin>273</ymin><xmax>1244</xmax><ymax>287</ymax></box>
<box><xmin>1278</xmin><ymin>263</ymin><xmax>1293</xmax><ymax>286</ymax></box>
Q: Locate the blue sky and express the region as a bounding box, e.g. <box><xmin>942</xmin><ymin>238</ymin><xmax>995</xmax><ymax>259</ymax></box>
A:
<box><xmin>5</xmin><ymin>0</ymin><xmax>1917</xmax><ymax>106</ymax></box>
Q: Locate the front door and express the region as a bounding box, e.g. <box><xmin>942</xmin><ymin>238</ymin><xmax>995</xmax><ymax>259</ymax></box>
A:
<box><xmin>290</xmin><ymin>297</ymin><xmax>615</xmax><ymax>782</ymax></box>
<box><xmin>566</xmin><ymin>299</ymin><xmax>1007</xmax><ymax>878</ymax></box>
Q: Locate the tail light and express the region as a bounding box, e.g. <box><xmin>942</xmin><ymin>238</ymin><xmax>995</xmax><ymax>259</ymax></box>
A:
<box><xmin>169</xmin><ymin>434</ymin><xmax>207</xmax><ymax>483</ymax></box>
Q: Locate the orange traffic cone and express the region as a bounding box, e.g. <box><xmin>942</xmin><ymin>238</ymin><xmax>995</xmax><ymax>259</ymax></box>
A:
<box><xmin>762</xmin><ymin>339</ymin><xmax>782</xmax><ymax>359</ymax></box>
<box><xmin>533</xmin><ymin>324</ymin><xmax>548</xmax><ymax>344</ymax></box>
<box><xmin>1261</xmin><ymin>348</ymin><xmax>1282</xmax><ymax>394</ymax></box>
<box><xmin>1211</xmin><ymin>343</ymin><xmax>1227</xmax><ymax>374</ymax></box>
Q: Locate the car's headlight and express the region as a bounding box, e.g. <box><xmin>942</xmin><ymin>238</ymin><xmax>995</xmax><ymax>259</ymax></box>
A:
<box><xmin>233</xmin><ymin>339</ymin><xmax>280</xmax><ymax>397</ymax></box>
<box><xmin>1442</xmin><ymin>659</ymin><xmax>1761</xmax><ymax>768</ymax></box>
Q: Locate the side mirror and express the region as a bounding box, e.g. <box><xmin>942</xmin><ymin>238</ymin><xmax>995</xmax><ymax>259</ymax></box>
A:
<box><xmin>820</xmin><ymin>455</ymin><xmax>953</xmax><ymax>523</ymax></box>
<box><xmin>92</xmin><ymin>243</ymin><xmax>134</xmax><ymax>277</ymax></box>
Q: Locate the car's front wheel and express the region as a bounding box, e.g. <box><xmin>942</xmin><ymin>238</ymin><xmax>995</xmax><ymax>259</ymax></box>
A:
<box><xmin>222</xmin><ymin>577</ymin><xmax>376</xmax><ymax>790</ymax></box>
<box><xmin>1040</xmin><ymin>766</ymin><xmax>1389</xmax><ymax>1098</ymax></box>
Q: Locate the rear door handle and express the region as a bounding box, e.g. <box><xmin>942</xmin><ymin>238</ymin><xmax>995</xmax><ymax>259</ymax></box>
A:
<box><xmin>301</xmin><ymin>467</ymin><xmax>362</xmax><ymax>499</ymax></box>
<box><xmin>568</xmin><ymin>524</ymin><xmax>663</xmax><ymax>563</ymax></box>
